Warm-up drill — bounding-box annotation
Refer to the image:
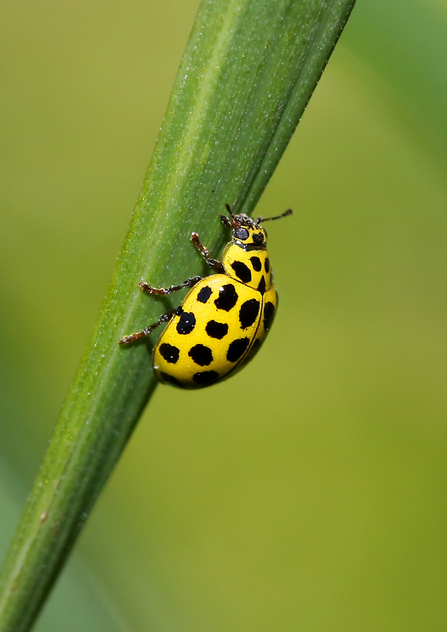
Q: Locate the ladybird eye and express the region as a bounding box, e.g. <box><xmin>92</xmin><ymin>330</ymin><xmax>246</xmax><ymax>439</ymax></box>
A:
<box><xmin>235</xmin><ymin>227</ymin><xmax>249</xmax><ymax>241</ymax></box>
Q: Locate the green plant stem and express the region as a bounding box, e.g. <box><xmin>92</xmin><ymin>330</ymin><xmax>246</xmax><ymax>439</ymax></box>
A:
<box><xmin>0</xmin><ymin>0</ymin><xmax>355</xmax><ymax>630</ymax></box>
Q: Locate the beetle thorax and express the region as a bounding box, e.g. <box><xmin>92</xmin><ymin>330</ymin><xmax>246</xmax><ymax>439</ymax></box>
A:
<box><xmin>222</xmin><ymin>242</ymin><xmax>272</xmax><ymax>293</ymax></box>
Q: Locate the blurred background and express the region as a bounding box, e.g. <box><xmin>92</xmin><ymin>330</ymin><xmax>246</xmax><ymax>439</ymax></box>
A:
<box><xmin>1</xmin><ymin>0</ymin><xmax>447</xmax><ymax>630</ymax></box>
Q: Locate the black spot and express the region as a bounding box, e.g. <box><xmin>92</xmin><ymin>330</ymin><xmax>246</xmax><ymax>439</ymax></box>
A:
<box><xmin>215</xmin><ymin>284</ymin><xmax>238</xmax><ymax>311</ymax></box>
<box><xmin>264</xmin><ymin>302</ymin><xmax>276</xmax><ymax>332</ymax></box>
<box><xmin>159</xmin><ymin>343</ymin><xmax>180</xmax><ymax>364</ymax></box>
<box><xmin>159</xmin><ymin>372</ymin><xmax>181</xmax><ymax>387</ymax></box>
<box><xmin>264</xmin><ymin>258</ymin><xmax>270</xmax><ymax>273</ymax></box>
<box><xmin>193</xmin><ymin>370</ymin><xmax>219</xmax><ymax>386</ymax></box>
<box><xmin>239</xmin><ymin>299</ymin><xmax>260</xmax><ymax>329</ymax></box>
<box><xmin>253</xmin><ymin>232</ymin><xmax>265</xmax><ymax>245</ymax></box>
<box><xmin>197</xmin><ymin>286</ymin><xmax>212</xmax><ymax>303</ymax></box>
<box><xmin>188</xmin><ymin>344</ymin><xmax>213</xmax><ymax>366</ymax></box>
<box><xmin>206</xmin><ymin>320</ymin><xmax>229</xmax><ymax>339</ymax></box>
<box><xmin>227</xmin><ymin>338</ymin><xmax>250</xmax><ymax>362</ymax></box>
<box><xmin>257</xmin><ymin>276</ymin><xmax>266</xmax><ymax>295</ymax></box>
<box><xmin>250</xmin><ymin>256</ymin><xmax>262</xmax><ymax>272</ymax></box>
<box><xmin>231</xmin><ymin>261</ymin><xmax>252</xmax><ymax>284</ymax></box>
<box><xmin>176</xmin><ymin>311</ymin><xmax>196</xmax><ymax>334</ymax></box>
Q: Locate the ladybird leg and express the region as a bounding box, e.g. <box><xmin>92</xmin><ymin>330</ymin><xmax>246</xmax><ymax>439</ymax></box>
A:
<box><xmin>190</xmin><ymin>232</ymin><xmax>224</xmax><ymax>273</ymax></box>
<box><xmin>139</xmin><ymin>275</ymin><xmax>203</xmax><ymax>296</ymax></box>
<box><xmin>119</xmin><ymin>307</ymin><xmax>181</xmax><ymax>345</ymax></box>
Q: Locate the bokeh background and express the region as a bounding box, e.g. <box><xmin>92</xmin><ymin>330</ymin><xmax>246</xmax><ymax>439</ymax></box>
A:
<box><xmin>1</xmin><ymin>0</ymin><xmax>447</xmax><ymax>630</ymax></box>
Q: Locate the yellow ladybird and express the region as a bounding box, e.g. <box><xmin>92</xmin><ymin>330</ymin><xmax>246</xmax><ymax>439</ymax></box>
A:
<box><xmin>119</xmin><ymin>204</ymin><xmax>292</xmax><ymax>388</ymax></box>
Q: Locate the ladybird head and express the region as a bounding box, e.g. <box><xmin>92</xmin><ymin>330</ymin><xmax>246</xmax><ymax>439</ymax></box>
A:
<box><xmin>220</xmin><ymin>204</ymin><xmax>292</xmax><ymax>251</ymax></box>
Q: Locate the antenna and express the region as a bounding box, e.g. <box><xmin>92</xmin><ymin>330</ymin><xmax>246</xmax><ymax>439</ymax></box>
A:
<box><xmin>256</xmin><ymin>209</ymin><xmax>293</xmax><ymax>225</ymax></box>
<box><xmin>225</xmin><ymin>203</ymin><xmax>234</xmax><ymax>217</ymax></box>
<box><xmin>220</xmin><ymin>203</ymin><xmax>234</xmax><ymax>228</ymax></box>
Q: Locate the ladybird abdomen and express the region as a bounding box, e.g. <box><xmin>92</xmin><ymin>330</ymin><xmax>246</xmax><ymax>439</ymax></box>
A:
<box><xmin>153</xmin><ymin>275</ymin><xmax>264</xmax><ymax>389</ymax></box>
<box><xmin>243</xmin><ymin>285</ymin><xmax>277</xmax><ymax>365</ymax></box>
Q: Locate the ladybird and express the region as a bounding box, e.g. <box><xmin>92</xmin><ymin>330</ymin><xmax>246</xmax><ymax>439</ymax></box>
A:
<box><xmin>119</xmin><ymin>204</ymin><xmax>292</xmax><ymax>388</ymax></box>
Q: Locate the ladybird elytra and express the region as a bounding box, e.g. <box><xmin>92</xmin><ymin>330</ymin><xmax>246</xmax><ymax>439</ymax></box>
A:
<box><xmin>119</xmin><ymin>204</ymin><xmax>292</xmax><ymax>389</ymax></box>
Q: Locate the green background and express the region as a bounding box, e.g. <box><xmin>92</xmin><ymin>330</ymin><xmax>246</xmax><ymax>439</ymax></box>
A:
<box><xmin>1</xmin><ymin>0</ymin><xmax>447</xmax><ymax>630</ymax></box>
